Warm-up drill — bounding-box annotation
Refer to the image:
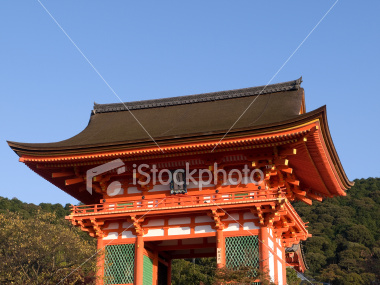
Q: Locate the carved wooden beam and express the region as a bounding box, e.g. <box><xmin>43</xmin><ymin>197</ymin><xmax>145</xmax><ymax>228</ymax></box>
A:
<box><xmin>292</xmin><ymin>187</ymin><xmax>306</xmax><ymax>196</ymax></box>
<box><xmin>286</xmin><ymin>177</ymin><xmax>300</xmax><ymax>186</ymax></box>
<box><xmin>294</xmin><ymin>194</ymin><xmax>312</xmax><ymax>205</ymax></box>
<box><xmin>90</xmin><ymin>219</ymin><xmax>105</xmax><ymax>238</ymax></box>
<box><xmin>52</xmin><ymin>172</ymin><xmax>74</xmax><ymax>178</ymax></box>
<box><xmin>251</xmin><ymin>205</ymin><xmax>264</xmax><ymax>225</ymax></box>
<box><xmin>274</xmin><ymin>158</ymin><xmax>288</xmax><ymax>166</ymax></box>
<box><xmin>78</xmin><ymin>220</ymin><xmax>94</xmax><ymax>236</ymax></box>
<box><xmin>65</xmin><ymin>177</ymin><xmax>84</xmax><ymax>185</ymax></box>
<box><xmin>279</xmin><ymin>148</ymin><xmax>297</xmax><ymax>156</ymax></box>
<box><xmin>277</xmin><ymin>165</ymin><xmax>293</xmax><ymax>174</ymax></box>
<box><xmin>208</xmin><ymin>209</ymin><xmax>225</xmax><ymax>230</ymax></box>
<box><xmin>130</xmin><ymin>215</ymin><xmax>145</xmax><ymax>236</ymax></box>
<box><xmin>306</xmin><ymin>191</ymin><xmax>323</xmax><ymax>202</ymax></box>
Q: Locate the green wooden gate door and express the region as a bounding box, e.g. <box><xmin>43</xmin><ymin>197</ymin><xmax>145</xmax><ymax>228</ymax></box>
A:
<box><xmin>143</xmin><ymin>255</ymin><xmax>153</xmax><ymax>285</ymax></box>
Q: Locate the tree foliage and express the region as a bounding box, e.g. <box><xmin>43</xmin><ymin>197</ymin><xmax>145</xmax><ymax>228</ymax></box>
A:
<box><xmin>171</xmin><ymin>178</ymin><xmax>380</xmax><ymax>284</ymax></box>
<box><xmin>1</xmin><ymin>177</ymin><xmax>379</xmax><ymax>284</ymax></box>
<box><xmin>171</xmin><ymin>258</ymin><xmax>216</xmax><ymax>285</ymax></box>
<box><xmin>294</xmin><ymin>177</ymin><xmax>380</xmax><ymax>284</ymax></box>
<box><xmin>286</xmin><ymin>268</ymin><xmax>301</xmax><ymax>285</ymax></box>
<box><xmin>0</xmin><ymin>198</ymin><xmax>96</xmax><ymax>284</ymax></box>
<box><xmin>214</xmin><ymin>266</ymin><xmax>274</xmax><ymax>285</ymax></box>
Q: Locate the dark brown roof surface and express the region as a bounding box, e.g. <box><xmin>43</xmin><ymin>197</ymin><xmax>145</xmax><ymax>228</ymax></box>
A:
<box><xmin>94</xmin><ymin>78</ymin><xmax>302</xmax><ymax>113</ymax></box>
<box><xmin>8</xmin><ymin>78</ymin><xmax>304</xmax><ymax>152</ymax></box>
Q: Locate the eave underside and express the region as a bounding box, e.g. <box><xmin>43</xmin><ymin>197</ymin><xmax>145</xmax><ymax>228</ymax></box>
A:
<box><xmin>17</xmin><ymin>115</ymin><xmax>352</xmax><ymax>204</ymax></box>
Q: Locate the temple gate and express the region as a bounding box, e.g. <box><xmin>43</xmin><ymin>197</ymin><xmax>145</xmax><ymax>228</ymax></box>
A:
<box><xmin>8</xmin><ymin>78</ymin><xmax>352</xmax><ymax>284</ymax></box>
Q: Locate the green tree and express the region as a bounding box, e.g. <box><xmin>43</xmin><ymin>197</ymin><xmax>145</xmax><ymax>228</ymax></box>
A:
<box><xmin>0</xmin><ymin>210</ymin><xmax>97</xmax><ymax>284</ymax></box>
<box><xmin>171</xmin><ymin>258</ymin><xmax>216</xmax><ymax>285</ymax></box>
<box><xmin>286</xmin><ymin>268</ymin><xmax>301</xmax><ymax>285</ymax></box>
<box><xmin>294</xmin><ymin>177</ymin><xmax>380</xmax><ymax>284</ymax></box>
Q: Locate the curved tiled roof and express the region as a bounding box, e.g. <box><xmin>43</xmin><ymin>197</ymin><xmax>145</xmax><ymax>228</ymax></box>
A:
<box><xmin>7</xmin><ymin>77</ymin><xmax>354</xmax><ymax>204</ymax></box>
<box><xmin>94</xmin><ymin>78</ymin><xmax>302</xmax><ymax>113</ymax></box>
<box><xmin>8</xmin><ymin>78</ymin><xmax>305</xmax><ymax>152</ymax></box>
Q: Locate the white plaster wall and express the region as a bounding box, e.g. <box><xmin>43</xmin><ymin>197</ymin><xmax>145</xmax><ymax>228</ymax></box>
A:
<box><xmin>168</xmin><ymin>227</ymin><xmax>191</xmax><ymax>235</ymax></box>
<box><xmin>122</xmin><ymin>231</ymin><xmax>136</xmax><ymax>239</ymax></box>
<box><xmin>104</xmin><ymin>222</ymin><xmax>119</xmax><ymax>229</ymax></box>
<box><xmin>224</xmin><ymin>213</ymin><xmax>239</xmax><ymax>221</ymax></box>
<box><xmin>243</xmin><ymin>222</ymin><xmax>259</xmax><ymax>230</ymax></box>
<box><xmin>277</xmin><ymin>260</ymin><xmax>283</xmax><ymax>285</ymax></box>
<box><xmin>127</xmin><ymin>187</ymin><xmax>140</xmax><ymax>194</ymax></box>
<box><xmin>269</xmin><ymin>252</ymin><xmax>275</xmax><ymax>283</ymax></box>
<box><xmin>277</xmin><ymin>248</ymin><xmax>282</xmax><ymax>259</ymax></box>
<box><xmin>268</xmin><ymin>238</ymin><xmax>274</xmax><ymax>250</ymax></box>
<box><xmin>168</xmin><ymin>217</ymin><xmax>191</xmax><ymax>225</ymax></box>
<box><xmin>122</xmin><ymin>221</ymin><xmax>133</xmax><ymax>229</ymax></box>
<box><xmin>243</xmin><ymin>212</ymin><xmax>256</xmax><ymax>220</ymax></box>
<box><xmin>103</xmin><ymin>232</ymin><xmax>118</xmax><ymax>240</ymax></box>
<box><xmin>145</xmin><ymin>228</ymin><xmax>164</xmax><ymax>237</ymax></box>
<box><xmin>223</xmin><ymin>223</ymin><xmax>239</xmax><ymax>232</ymax></box>
<box><xmin>195</xmin><ymin>225</ymin><xmax>215</xmax><ymax>234</ymax></box>
<box><xmin>146</xmin><ymin>219</ymin><xmax>165</xmax><ymax>226</ymax></box>
<box><xmin>195</xmin><ymin>215</ymin><xmax>213</xmax><ymax>223</ymax></box>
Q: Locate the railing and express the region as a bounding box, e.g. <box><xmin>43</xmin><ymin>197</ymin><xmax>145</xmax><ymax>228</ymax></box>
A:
<box><xmin>70</xmin><ymin>189</ymin><xmax>282</xmax><ymax>216</ymax></box>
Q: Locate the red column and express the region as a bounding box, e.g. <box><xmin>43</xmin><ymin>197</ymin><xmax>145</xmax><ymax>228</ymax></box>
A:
<box><xmin>135</xmin><ymin>235</ymin><xmax>144</xmax><ymax>285</ymax></box>
<box><xmin>96</xmin><ymin>238</ymin><xmax>104</xmax><ymax>285</ymax></box>
<box><xmin>216</xmin><ymin>228</ymin><xmax>225</xmax><ymax>268</ymax></box>
<box><xmin>259</xmin><ymin>227</ymin><xmax>269</xmax><ymax>277</ymax></box>
<box><xmin>152</xmin><ymin>250</ymin><xmax>159</xmax><ymax>285</ymax></box>
<box><xmin>167</xmin><ymin>259</ymin><xmax>172</xmax><ymax>285</ymax></box>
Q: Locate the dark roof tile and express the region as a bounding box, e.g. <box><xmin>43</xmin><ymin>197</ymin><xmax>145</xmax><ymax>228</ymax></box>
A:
<box><xmin>8</xmin><ymin>78</ymin><xmax>304</xmax><ymax>150</ymax></box>
<box><xmin>93</xmin><ymin>77</ymin><xmax>302</xmax><ymax>113</ymax></box>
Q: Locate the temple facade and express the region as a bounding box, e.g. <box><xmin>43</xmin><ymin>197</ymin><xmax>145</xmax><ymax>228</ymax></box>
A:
<box><xmin>8</xmin><ymin>78</ymin><xmax>352</xmax><ymax>285</ymax></box>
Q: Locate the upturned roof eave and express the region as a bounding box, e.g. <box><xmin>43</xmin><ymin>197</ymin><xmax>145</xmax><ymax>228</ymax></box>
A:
<box><xmin>8</xmin><ymin>78</ymin><xmax>304</xmax><ymax>155</ymax></box>
<box><xmin>8</xmin><ymin>106</ymin><xmax>353</xmax><ymax>191</ymax></box>
<box><xmin>8</xmin><ymin>105</ymin><xmax>321</xmax><ymax>157</ymax></box>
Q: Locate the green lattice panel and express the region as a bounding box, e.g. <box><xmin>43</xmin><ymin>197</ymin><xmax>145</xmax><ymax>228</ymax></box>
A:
<box><xmin>143</xmin><ymin>255</ymin><xmax>153</xmax><ymax>285</ymax></box>
<box><xmin>104</xmin><ymin>244</ymin><xmax>135</xmax><ymax>284</ymax></box>
<box><xmin>235</xmin><ymin>193</ymin><xmax>248</xmax><ymax>200</ymax></box>
<box><xmin>225</xmin><ymin>235</ymin><xmax>260</xmax><ymax>277</ymax></box>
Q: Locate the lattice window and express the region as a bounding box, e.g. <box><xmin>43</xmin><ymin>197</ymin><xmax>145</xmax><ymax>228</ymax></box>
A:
<box><xmin>235</xmin><ymin>193</ymin><xmax>249</xmax><ymax>200</ymax></box>
<box><xmin>104</xmin><ymin>244</ymin><xmax>135</xmax><ymax>284</ymax></box>
<box><xmin>225</xmin><ymin>235</ymin><xmax>260</xmax><ymax>278</ymax></box>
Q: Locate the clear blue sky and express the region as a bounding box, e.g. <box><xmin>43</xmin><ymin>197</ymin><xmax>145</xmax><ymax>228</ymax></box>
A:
<box><xmin>1</xmin><ymin>1</ymin><xmax>379</xmax><ymax>206</ymax></box>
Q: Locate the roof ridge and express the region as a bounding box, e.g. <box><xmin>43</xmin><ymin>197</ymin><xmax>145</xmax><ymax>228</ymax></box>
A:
<box><xmin>93</xmin><ymin>77</ymin><xmax>302</xmax><ymax>114</ymax></box>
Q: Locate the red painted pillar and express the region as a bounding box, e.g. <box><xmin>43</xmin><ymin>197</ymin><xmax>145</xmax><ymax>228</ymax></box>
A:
<box><xmin>216</xmin><ymin>228</ymin><xmax>225</xmax><ymax>268</ymax></box>
<box><xmin>259</xmin><ymin>227</ymin><xmax>270</xmax><ymax>277</ymax></box>
<box><xmin>135</xmin><ymin>235</ymin><xmax>144</xmax><ymax>285</ymax></box>
<box><xmin>152</xmin><ymin>250</ymin><xmax>159</xmax><ymax>285</ymax></box>
<box><xmin>167</xmin><ymin>259</ymin><xmax>172</xmax><ymax>285</ymax></box>
<box><xmin>96</xmin><ymin>237</ymin><xmax>104</xmax><ymax>285</ymax></box>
